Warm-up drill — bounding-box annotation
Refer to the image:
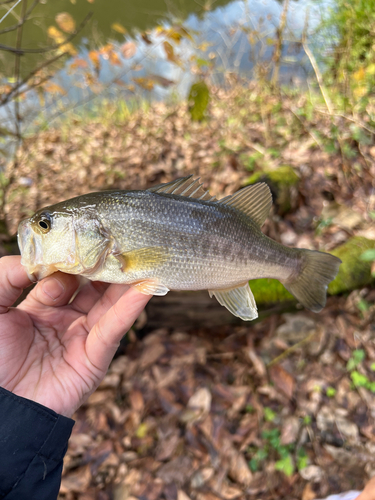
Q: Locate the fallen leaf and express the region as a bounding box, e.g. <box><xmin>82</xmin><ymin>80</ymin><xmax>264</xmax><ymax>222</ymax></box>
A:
<box><xmin>187</xmin><ymin>387</ymin><xmax>212</xmax><ymax>414</ymax></box>
<box><xmin>121</xmin><ymin>41</ymin><xmax>137</xmax><ymax>58</ymax></box>
<box><xmin>111</xmin><ymin>22</ymin><xmax>127</xmax><ymax>34</ymax></box>
<box><xmin>56</xmin><ymin>12</ymin><xmax>76</xmax><ymax>33</ymax></box>
<box><xmin>269</xmin><ymin>364</ymin><xmax>295</xmax><ymax>400</ymax></box>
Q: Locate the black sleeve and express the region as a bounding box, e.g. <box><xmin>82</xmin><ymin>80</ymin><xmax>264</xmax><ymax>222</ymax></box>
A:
<box><xmin>0</xmin><ymin>387</ymin><xmax>74</xmax><ymax>500</ymax></box>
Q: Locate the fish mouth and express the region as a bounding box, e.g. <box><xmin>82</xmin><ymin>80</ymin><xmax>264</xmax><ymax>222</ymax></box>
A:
<box><xmin>17</xmin><ymin>219</ymin><xmax>52</xmax><ymax>281</ymax></box>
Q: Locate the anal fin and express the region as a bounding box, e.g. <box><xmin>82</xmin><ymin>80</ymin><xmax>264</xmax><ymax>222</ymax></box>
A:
<box><xmin>132</xmin><ymin>280</ymin><xmax>170</xmax><ymax>296</ymax></box>
<box><xmin>209</xmin><ymin>282</ymin><xmax>258</xmax><ymax>321</ymax></box>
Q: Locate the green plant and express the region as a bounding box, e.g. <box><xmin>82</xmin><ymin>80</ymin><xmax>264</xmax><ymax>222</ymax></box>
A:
<box><xmin>350</xmin><ymin>371</ymin><xmax>375</xmax><ymax>392</ymax></box>
<box><xmin>347</xmin><ymin>349</ymin><xmax>365</xmax><ymax>371</ymax></box>
<box><xmin>326</xmin><ymin>387</ymin><xmax>337</xmax><ymax>398</ymax></box>
<box><xmin>264</xmin><ymin>407</ymin><xmax>276</xmax><ymax>422</ymax></box>
<box><xmin>346</xmin><ymin>349</ymin><xmax>375</xmax><ymax>393</ymax></box>
<box><xmin>248</xmin><ymin>427</ymin><xmax>308</xmax><ymax>477</ymax></box>
<box><xmin>319</xmin><ymin>0</ymin><xmax>375</xmax><ymax>107</ymax></box>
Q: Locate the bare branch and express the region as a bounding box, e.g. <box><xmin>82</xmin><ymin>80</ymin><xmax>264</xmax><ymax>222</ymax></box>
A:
<box><xmin>13</xmin><ymin>0</ymin><xmax>28</xmax><ymax>141</ymax></box>
<box><xmin>0</xmin><ymin>0</ymin><xmax>22</xmax><ymax>24</ymax></box>
<box><xmin>0</xmin><ymin>11</ymin><xmax>92</xmax><ymax>54</ymax></box>
<box><xmin>271</xmin><ymin>0</ymin><xmax>289</xmax><ymax>85</ymax></box>
<box><xmin>0</xmin><ymin>0</ymin><xmax>39</xmax><ymax>34</ymax></box>
<box><xmin>0</xmin><ymin>51</ymin><xmax>67</xmax><ymax>105</ymax></box>
<box><xmin>302</xmin><ymin>13</ymin><xmax>334</xmax><ymax>115</ymax></box>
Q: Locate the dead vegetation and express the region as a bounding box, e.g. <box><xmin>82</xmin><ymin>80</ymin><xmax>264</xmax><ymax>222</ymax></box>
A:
<box><xmin>2</xmin><ymin>82</ymin><xmax>374</xmax><ymax>499</ymax></box>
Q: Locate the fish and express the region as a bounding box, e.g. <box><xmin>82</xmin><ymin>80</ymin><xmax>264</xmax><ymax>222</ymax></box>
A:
<box><xmin>17</xmin><ymin>176</ymin><xmax>341</xmax><ymax>321</ymax></box>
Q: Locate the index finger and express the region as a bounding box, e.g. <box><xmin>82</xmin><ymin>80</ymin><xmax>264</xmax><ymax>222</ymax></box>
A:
<box><xmin>0</xmin><ymin>256</ymin><xmax>33</xmax><ymax>313</ymax></box>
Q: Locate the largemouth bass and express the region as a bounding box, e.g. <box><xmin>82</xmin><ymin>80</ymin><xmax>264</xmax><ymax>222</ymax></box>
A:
<box><xmin>17</xmin><ymin>176</ymin><xmax>341</xmax><ymax>320</ymax></box>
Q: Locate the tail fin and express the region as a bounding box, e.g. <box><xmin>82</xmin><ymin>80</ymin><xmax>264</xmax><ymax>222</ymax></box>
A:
<box><xmin>283</xmin><ymin>250</ymin><xmax>341</xmax><ymax>312</ymax></box>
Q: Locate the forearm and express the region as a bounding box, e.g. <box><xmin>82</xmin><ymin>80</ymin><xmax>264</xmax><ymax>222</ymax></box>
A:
<box><xmin>0</xmin><ymin>387</ymin><xmax>74</xmax><ymax>500</ymax></box>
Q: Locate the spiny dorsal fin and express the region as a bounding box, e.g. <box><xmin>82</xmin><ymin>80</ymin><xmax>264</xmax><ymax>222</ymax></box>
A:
<box><xmin>148</xmin><ymin>176</ymin><xmax>216</xmax><ymax>202</ymax></box>
<box><xmin>217</xmin><ymin>182</ymin><xmax>272</xmax><ymax>227</ymax></box>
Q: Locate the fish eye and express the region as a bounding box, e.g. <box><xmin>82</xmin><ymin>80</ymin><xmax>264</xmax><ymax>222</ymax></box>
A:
<box><xmin>37</xmin><ymin>212</ymin><xmax>51</xmax><ymax>233</ymax></box>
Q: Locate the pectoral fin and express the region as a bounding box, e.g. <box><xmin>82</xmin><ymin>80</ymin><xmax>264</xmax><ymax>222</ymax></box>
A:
<box><xmin>132</xmin><ymin>280</ymin><xmax>170</xmax><ymax>296</ymax></box>
<box><xmin>114</xmin><ymin>246</ymin><xmax>170</xmax><ymax>272</ymax></box>
<box><xmin>209</xmin><ymin>282</ymin><xmax>258</xmax><ymax>321</ymax></box>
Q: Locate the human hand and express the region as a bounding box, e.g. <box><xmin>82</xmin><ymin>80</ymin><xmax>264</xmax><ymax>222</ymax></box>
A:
<box><xmin>0</xmin><ymin>256</ymin><xmax>150</xmax><ymax>417</ymax></box>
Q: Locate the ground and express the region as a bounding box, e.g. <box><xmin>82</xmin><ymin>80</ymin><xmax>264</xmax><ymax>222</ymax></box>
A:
<box><xmin>2</xmin><ymin>82</ymin><xmax>375</xmax><ymax>499</ymax></box>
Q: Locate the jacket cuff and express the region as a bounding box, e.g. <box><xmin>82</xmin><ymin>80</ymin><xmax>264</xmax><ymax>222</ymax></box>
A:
<box><xmin>0</xmin><ymin>387</ymin><xmax>74</xmax><ymax>499</ymax></box>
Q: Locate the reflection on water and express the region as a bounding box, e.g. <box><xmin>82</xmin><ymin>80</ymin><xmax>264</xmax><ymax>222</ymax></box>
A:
<box><xmin>0</xmin><ymin>0</ymin><xmax>324</xmax><ymax>161</ymax></box>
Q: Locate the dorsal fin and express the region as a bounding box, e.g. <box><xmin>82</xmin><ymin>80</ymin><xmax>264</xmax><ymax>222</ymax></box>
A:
<box><xmin>148</xmin><ymin>176</ymin><xmax>217</xmax><ymax>202</ymax></box>
<box><xmin>217</xmin><ymin>182</ymin><xmax>272</xmax><ymax>227</ymax></box>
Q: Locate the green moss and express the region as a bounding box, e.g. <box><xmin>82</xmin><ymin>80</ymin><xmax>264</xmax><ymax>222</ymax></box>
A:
<box><xmin>266</xmin><ymin>165</ymin><xmax>299</xmax><ymax>186</ymax></box>
<box><xmin>246</xmin><ymin>165</ymin><xmax>299</xmax><ymax>187</ymax></box>
<box><xmin>251</xmin><ymin>278</ymin><xmax>294</xmax><ymax>305</ymax></box>
<box><xmin>328</xmin><ymin>236</ymin><xmax>375</xmax><ymax>295</ymax></box>
<box><xmin>250</xmin><ymin>237</ymin><xmax>375</xmax><ymax>306</ymax></box>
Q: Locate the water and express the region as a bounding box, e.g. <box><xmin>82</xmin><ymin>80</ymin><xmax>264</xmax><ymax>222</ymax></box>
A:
<box><xmin>0</xmin><ymin>0</ymin><xmax>325</xmax><ymax>162</ymax></box>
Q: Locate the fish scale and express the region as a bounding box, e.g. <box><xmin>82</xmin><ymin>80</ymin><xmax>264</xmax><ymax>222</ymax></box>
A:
<box><xmin>18</xmin><ymin>176</ymin><xmax>341</xmax><ymax>321</ymax></box>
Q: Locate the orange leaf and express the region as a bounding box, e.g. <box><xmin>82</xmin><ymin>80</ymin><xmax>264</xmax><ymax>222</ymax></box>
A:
<box><xmin>269</xmin><ymin>364</ymin><xmax>295</xmax><ymax>400</ymax></box>
<box><xmin>99</xmin><ymin>43</ymin><xmax>114</xmax><ymax>58</ymax></box>
<box><xmin>163</xmin><ymin>41</ymin><xmax>174</xmax><ymax>60</ymax></box>
<box><xmin>84</xmin><ymin>72</ymin><xmax>96</xmax><ymax>86</ymax></box>
<box><xmin>163</xmin><ymin>41</ymin><xmax>181</xmax><ymax>66</ymax></box>
<box><xmin>55</xmin><ymin>12</ymin><xmax>76</xmax><ymax>34</ymax></box>
<box><xmin>109</xmin><ymin>51</ymin><xmax>121</xmax><ymax>66</ymax></box>
<box><xmin>43</xmin><ymin>82</ymin><xmax>66</xmax><ymax>95</ymax></box>
<box><xmin>121</xmin><ymin>41</ymin><xmax>136</xmax><ymax>59</ymax></box>
<box><xmin>47</xmin><ymin>26</ymin><xmax>65</xmax><ymax>44</ymax></box>
<box><xmin>59</xmin><ymin>42</ymin><xmax>77</xmax><ymax>56</ymax></box>
<box><xmin>111</xmin><ymin>22</ymin><xmax>126</xmax><ymax>34</ymax></box>
<box><xmin>89</xmin><ymin>50</ymin><xmax>100</xmax><ymax>73</ymax></box>
<box><xmin>70</xmin><ymin>58</ymin><xmax>88</xmax><ymax>69</ymax></box>
<box><xmin>132</xmin><ymin>77</ymin><xmax>154</xmax><ymax>91</ymax></box>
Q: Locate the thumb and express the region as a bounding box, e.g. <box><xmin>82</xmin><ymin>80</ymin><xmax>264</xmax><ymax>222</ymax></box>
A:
<box><xmin>29</xmin><ymin>272</ymin><xmax>80</xmax><ymax>307</ymax></box>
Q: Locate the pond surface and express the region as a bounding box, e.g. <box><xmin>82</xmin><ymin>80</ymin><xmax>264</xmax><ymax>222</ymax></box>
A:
<box><xmin>0</xmin><ymin>0</ymin><xmax>325</xmax><ymax>161</ymax></box>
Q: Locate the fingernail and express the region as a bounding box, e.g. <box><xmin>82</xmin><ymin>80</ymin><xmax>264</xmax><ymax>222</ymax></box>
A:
<box><xmin>42</xmin><ymin>277</ymin><xmax>65</xmax><ymax>300</ymax></box>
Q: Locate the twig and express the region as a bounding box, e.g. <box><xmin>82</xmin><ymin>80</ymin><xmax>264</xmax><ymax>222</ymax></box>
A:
<box><xmin>287</xmin><ymin>105</ymin><xmax>323</xmax><ymax>150</ymax></box>
<box><xmin>13</xmin><ymin>0</ymin><xmax>27</xmax><ymax>141</ymax></box>
<box><xmin>0</xmin><ymin>0</ymin><xmax>39</xmax><ymax>35</ymax></box>
<box><xmin>267</xmin><ymin>330</ymin><xmax>317</xmax><ymax>367</ymax></box>
<box><xmin>0</xmin><ymin>0</ymin><xmax>22</xmax><ymax>24</ymax></box>
<box><xmin>271</xmin><ymin>0</ymin><xmax>289</xmax><ymax>86</ymax></box>
<box><xmin>316</xmin><ymin>108</ymin><xmax>375</xmax><ymax>136</ymax></box>
<box><xmin>302</xmin><ymin>20</ymin><xmax>333</xmax><ymax>115</ymax></box>
<box><xmin>0</xmin><ymin>51</ymin><xmax>67</xmax><ymax>105</ymax></box>
<box><xmin>0</xmin><ymin>11</ymin><xmax>92</xmax><ymax>54</ymax></box>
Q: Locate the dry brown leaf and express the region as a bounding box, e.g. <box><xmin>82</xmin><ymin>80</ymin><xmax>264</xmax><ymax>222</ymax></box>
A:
<box><xmin>227</xmin><ymin>447</ymin><xmax>253</xmax><ymax>486</ymax></box>
<box><xmin>269</xmin><ymin>364</ymin><xmax>295</xmax><ymax>400</ymax></box>
<box><xmin>187</xmin><ymin>387</ymin><xmax>212</xmax><ymax>414</ymax></box>
<box><xmin>177</xmin><ymin>491</ymin><xmax>192</xmax><ymax>500</ymax></box>
<box><xmin>139</xmin><ymin>342</ymin><xmax>166</xmax><ymax>368</ymax></box>
<box><xmin>129</xmin><ymin>389</ymin><xmax>144</xmax><ymax>412</ymax></box>
<box><xmin>60</xmin><ymin>465</ymin><xmax>91</xmax><ymax>493</ymax></box>
<box><xmin>280</xmin><ymin>416</ymin><xmax>300</xmax><ymax>445</ymax></box>
<box><xmin>302</xmin><ymin>483</ymin><xmax>318</xmax><ymax>500</ymax></box>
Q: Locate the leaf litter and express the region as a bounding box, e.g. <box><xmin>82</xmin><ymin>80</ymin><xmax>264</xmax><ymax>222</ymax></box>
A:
<box><xmin>1</xmin><ymin>81</ymin><xmax>374</xmax><ymax>499</ymax></box>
